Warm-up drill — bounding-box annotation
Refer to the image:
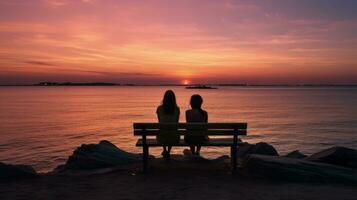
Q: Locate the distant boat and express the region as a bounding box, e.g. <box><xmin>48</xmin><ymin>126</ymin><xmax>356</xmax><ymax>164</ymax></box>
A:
<box><xmin>185</xmin><ymin>85</ymin><xmax>218</xmax><ymax>89</ymax></box>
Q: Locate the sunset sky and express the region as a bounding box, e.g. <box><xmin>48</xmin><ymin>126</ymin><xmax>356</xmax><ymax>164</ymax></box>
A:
<box><xmin>1</xmin><ymin>0</ymin><xmax>357</xmax><ymax>84</ymax></box>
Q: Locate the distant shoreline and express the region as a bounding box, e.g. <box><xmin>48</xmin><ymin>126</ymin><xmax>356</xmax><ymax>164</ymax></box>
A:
<box><xmin>1</xmin><ymin>83</ymin><xmax>357</xmax><ymax>87</ymax></box>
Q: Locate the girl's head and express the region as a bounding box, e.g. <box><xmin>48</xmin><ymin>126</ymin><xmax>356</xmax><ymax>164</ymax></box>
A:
<box><xmin>162</xmin><ymin>90</ymin><xmax>177</xmax><ymax>114</ymax></box>
<box><xmin>190</xmin><ymin>94</ymin><xmax>203</xmax><ymax>110</ymax></box>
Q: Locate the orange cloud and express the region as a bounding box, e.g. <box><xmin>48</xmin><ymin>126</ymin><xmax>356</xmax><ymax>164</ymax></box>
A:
<box><xmin>0</xmin><ymin>0</ymin><xmax>357</xmax><ymax>84</ymax></box>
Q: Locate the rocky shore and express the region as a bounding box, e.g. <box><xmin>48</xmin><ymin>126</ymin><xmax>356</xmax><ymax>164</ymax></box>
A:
<box><xmin>1</xmin><ymin>141</ymin><xmax>357</xmax><ymax>200</ymax></box>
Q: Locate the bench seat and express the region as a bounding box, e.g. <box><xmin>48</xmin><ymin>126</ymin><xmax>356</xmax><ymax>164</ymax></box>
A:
<box><xmin>133</xmin><ymin>122</ymin><xmax>247</xmax><ymax>172</ymax></box>
<box><xmin>136</xmin><ymin>138</ymin><xmax>244</xmax><ymax>147</ymax></box>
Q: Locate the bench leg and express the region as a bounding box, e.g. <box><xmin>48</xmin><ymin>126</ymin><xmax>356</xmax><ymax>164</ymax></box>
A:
<box><xmin>231</xmin><ymin>145</ymin><xmax>237</xmax><ymax>172</ymax></box>
<box><xmin>143</xmin><ymin>145</ymin><xmax>149</xmax><ymax>173</ymax></box>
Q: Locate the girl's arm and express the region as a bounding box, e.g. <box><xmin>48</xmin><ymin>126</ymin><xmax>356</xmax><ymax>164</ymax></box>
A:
<box><xmin>176</xmin><ymin>108</ymin><xmax>180</xmax><ymax>122</ymax></box>
<box><xmin>156</xmin><ymin>107</ymin><xmax>161</xmax><ymax>122</ymax></box>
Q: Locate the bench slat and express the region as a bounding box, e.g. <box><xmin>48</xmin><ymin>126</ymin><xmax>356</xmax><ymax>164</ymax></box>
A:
<box><xmin>133</xmin><ymin>123</ymin><xmax>247</xmax><ymax>130</ymax></box>
<box><xmin>134</xmin><ymin>129</ymin><xmax>247</xmax><ymax>136</ymax></box>
<box><xmin>136</xmin><ymin>138</ymin><xmax>244</xmax><ymax>147</ymax></box>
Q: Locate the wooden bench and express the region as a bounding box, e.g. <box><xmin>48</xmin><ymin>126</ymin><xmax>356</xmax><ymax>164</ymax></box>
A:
<box><xmin>134</xmin><ymin>123</ymin><xmax>247</xmax><ymax>172</ymax></box>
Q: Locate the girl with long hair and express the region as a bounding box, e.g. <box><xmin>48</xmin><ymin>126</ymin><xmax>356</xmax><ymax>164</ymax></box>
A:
<box><xmin>156</xmin><ymin>90</ymin><xmax>180</xmax><ymax>160</ymax></box>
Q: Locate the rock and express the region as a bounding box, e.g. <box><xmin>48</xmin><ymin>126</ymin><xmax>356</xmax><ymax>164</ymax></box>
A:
<box><xmin>243</xmin><ymin>155</ymin><xmax>357</xmax><ymax>183</ymax></box>
<box><xmin>55</xmin><ymin>140</ymin><xmax>153</xmax><ymax>171</ymax></box>
<box><xmin>307</xmin><ymin>146</ymin><xmax>357</xmax><ymax>168</ymax></box>
<box><xmin>0</xmin><ymin>162</ymin><xmax>37</xmax><ymax>179</ymax></box>
<box><xmin>251</xmin><ymin>142</ymin><xmax>279</xmax><ymax>156</ymax></box>
<box><xmin>179</xmin><ymin>149</ymin><xmax>210</xmax><ymax>163</ymax></box>
<box><xmin>238</xmin><ymin>142</ymin><xmax>279</xmax><ymax>158</ymax></box>
<box><xmin>215</xmin><ymin>155</ymin><xmax>230</xmax><ymax>162</ymax></box>
<box><xmin>284</xmin><ymin>150</ymin><xmax>307</xmax><ymax>159</ymax></box>
<box><xmin>237</xmin><ymin>142</ymin><xmax>255</xmax><ymax>158</ymax></box>
<box><xmin>183</xmin><ymin>148</ymin><xmax>193</xmax><ymax>157</ymax></box>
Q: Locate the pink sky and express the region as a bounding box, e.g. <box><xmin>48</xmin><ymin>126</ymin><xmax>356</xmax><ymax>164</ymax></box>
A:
<box><xmin>0</xmin><ymin>0</ymin><xmax>357</xmax><ymax>84</ymax></box>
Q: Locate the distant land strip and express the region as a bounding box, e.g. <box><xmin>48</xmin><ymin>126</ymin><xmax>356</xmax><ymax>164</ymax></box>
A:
<box><xmin>0</xmin><ymin>82</ymin><xmax>357</xmax><ymax>87</ymax></box>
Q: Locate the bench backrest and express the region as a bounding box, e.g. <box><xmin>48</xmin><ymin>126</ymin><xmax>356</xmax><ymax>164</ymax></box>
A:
<box><xmin>133</xmin><ymin>123</ymin><xmax>247</xmax><ymax>136</ymax></box>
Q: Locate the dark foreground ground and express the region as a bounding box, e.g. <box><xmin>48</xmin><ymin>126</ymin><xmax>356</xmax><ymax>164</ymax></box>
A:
<box><xmin>1</xmin><ymin>160</ymin><xmax>356</xmax><ymax>200</ymax></box>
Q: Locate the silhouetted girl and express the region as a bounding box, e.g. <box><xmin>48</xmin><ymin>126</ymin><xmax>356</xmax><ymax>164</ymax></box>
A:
<box><xmin>185</xmin><ymin>94</ymin><xmax>208</xmax><ymax>155</ymax></box>
<box><xmin>156</xmin><ymin>90</ymin><xmax>180</xmax><ymax>160</ymax></box>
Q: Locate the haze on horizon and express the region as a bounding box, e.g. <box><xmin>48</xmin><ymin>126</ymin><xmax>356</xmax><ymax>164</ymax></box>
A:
<box><xmin>0</xmin><ymin>0</ymin><xmax>357</xmax><ymax>85</ymax></box>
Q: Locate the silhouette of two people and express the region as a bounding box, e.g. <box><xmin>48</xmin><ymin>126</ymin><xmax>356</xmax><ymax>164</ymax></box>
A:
<box><xmin>156</xmin><ymin>90</ymin><xmax>208</xmax><ymax>160</ymax></box>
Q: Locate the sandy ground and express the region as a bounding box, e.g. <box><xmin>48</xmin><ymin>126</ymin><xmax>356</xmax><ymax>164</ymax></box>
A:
<box><xmin>1</xmin><ymin>159</ymin><xmax>356</xmax><ymax>200</ymax></box>
<box><xmin>1</xmin><ymin>171</ymin><xmax>356</xmax><ymax>200</ymax></box>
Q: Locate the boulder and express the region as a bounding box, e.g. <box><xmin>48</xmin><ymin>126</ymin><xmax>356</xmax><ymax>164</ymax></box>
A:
<box><xmin>55</xmin><ymin>140</ymin><xmax>153</xmax><ymax>171</ymax></box>
<box><xmin>238</xmin><ymin>142</ymin><xmax>279</xmax><ymax>158</ymax></box>
<box><xmin>243</xmin><ymin>154</ymin><xmax>357</xmax><ymax>183</ymax></box>
<box><xmin>237</xmin><ymin>143</ymin><xmax>255</xmax><ymax>158</ymax></box>
<box><xmin>307</xmin><ymin>146</ymin><xmax>357</xmax><ymax>168</ymax></box>
<box><xmin>181</xmin><ymin>149</ymin><xmax>212</xmax><ymax>163</ymax></box>
<box><xmin>0</xmin><ymin>162</ymin><xmax>37</xmax><ymax>179</ymax></box>
<box><xmin>251</xmin><ymin>142</ymin><xmax>279</xmax><ymax>156</ymax></box>
<box><xmin>284</xmin><ymin>150</ymin><xmax>307</xmax><ymax>159</ymax></box>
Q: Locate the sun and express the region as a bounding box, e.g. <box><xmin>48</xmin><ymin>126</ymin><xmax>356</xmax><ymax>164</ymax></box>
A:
<box><xmin>182</xmin><ymin>80</ymin><xmax>190</xmax><ymax>85</ymax></box>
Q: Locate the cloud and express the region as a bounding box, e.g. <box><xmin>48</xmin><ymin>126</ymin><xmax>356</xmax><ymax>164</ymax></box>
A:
<box><xmin>45</xmin><ymin>0</ymin><xmax>69</xmax><ymax>6</ymax></box>
<box><xmin>23</xmin><ymin>60</ymin><xmax>57</xmax><ymax>66</ymax></box>
<box><xmin>248</xmin><ymin>0</ymin><xmax>357</xmax><ymax>20</ymax></box>
<box><xmin>81</xmin><ymin>70</ymin><xmax>162</xmax><ymax>77</ymax></box>
<box><xmin>0</xmin><ymin>0</ymin><xmax>356</xmax><ymax>84</ymax></box>
<box><xmin>44</xmin><ymin>0</ymin><xmax>94</xmax><ymax>6</ymax></box>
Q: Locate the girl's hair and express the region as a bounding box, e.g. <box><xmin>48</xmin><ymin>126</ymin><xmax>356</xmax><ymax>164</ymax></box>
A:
<box><xmin>162</xmin><ymin>90</ymin><xmax>177</xmax><ymax>114</ymax></box>
<box><xmin>190</xmin><ymin>94</ymin><xmax>204</xmax><ymax>115</ymax></box>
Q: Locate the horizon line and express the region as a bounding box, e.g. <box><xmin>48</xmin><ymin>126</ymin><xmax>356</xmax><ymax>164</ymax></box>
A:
<box><xmin>1</xmin><ymin>82</ymin><xmax>357</xmax><ymax>87</ymax></box>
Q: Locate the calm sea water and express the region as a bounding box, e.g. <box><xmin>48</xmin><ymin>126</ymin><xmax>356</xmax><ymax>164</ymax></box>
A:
<box><xmin>1</xmin><ymin>86</ymin><xmax>357</xmax><ymax>172</ymax></box>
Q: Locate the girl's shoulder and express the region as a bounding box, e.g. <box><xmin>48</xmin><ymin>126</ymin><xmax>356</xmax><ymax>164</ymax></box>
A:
<box><xmin>156</xmin><ymin>105</ymin><xmax>164</xmax><ymax>114</ymax></box>
<box><xmin>186</xmin><ymin>109</ymin><xmax>207</xmax><ymax>115</ymax></box>
<box><xmin>175</xmin><ymin>106</ymin><xmax>180</xmax><ymax>114</ymax></box>
<box><xmin>157</xmin><ymin>105</ymin><xmax>179</xmax><ymax>115</ymax></box>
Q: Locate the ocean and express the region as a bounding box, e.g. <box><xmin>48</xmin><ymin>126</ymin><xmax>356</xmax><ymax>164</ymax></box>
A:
<box><xmin>1</xmin><ymin>86</ymin><xmax>356</xmax><ymax>172</ymax></box>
